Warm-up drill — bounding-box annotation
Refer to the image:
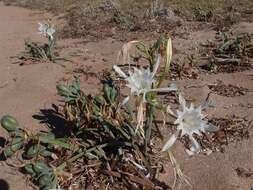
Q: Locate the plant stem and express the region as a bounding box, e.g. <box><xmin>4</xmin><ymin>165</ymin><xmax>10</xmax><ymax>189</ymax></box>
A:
<box><xmin>48</xmin><ymin>37</ymin><xmax>55</xmax><ymax>59</ymax></box>
<box><xmin>144</xmin><ymin>104</ymin><xmax>154</xmax><ymax>156</ymax></box>
<box><xmin>56</xmin><ymin>151</ymin><xmax>85</xmax><ymax>171</ymax></box>
<box><xmin>56</xmin><ymin>142</ymin><xmax>125</xmax><ymax>171</ymax></box>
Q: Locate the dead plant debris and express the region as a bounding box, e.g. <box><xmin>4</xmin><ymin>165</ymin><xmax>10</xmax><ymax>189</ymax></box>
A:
<box><xmin>201</xmin><ymin>32</ymin><xmax>253</xmax><ymax>73</ymax></box>
<box><xmin>208</xmin><ymin>80</ymin><xmax>248</xmax><ymax>97</ymax></box>
<box><xmin>235</xmin><ymin>167</ymin><xmax>253</xmax><ymax>178</ymax></box>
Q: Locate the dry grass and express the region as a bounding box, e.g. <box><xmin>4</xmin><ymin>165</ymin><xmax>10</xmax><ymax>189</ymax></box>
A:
<box><xmin>3</xmin><ymin>0</ymin><xmax>252</xmax><ymax>39</ymax></box>
<box><xmin>4</xmin><ymin>0</ymin><xmax>253</xmax><ymax>17</ymax></box>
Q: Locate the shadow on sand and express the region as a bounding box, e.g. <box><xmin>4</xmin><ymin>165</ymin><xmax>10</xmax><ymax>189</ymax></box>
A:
<box><xmin>0</xmin><ymin>179</ymin><xmax>9</xmax><ymax>190</ymax></box>
<box><xmin>32</xmin><ymin>104</ymin><xmax>70</xmax><ymax>137</ymax></box>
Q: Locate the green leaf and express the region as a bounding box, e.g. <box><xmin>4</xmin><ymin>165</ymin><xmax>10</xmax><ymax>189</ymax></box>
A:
<box><xmin>33</xmin><ymin>161</ymin><xmax>51</xmax><ymax>175</ymax></box>
<box><xmin>110</xmin><ymin>87</ymin><xmax>118</xmax><ymax>103</ymax></box>
<box><xmin>9</xmin><ymin>129</ymin><xmax>25</xmax><ymax>138</ymax></box>
<box><xmin>39</xmin><ymin>175</ymin><xmax>52</xmax><ymax>188</ymax></box>
<box><xmin>4</xmin><ymin>141</ymin><xmax>23</xmax><ymax>157</ymax></box>
<box><xmin>103</xmin><ymin>84</ymin><xmax>112</xmax><ymax>104</ymax></box>
<box><xmin>26</xmin><ymin>144</ymin><xmax>45</xmax><ymax>159</ymax></box>
<box><xmin>40</xmin><ymin>150</ymin><xmax>55</xmax><ymax>158</ymax></box>
<box><xmin>1</xmin><ymin>115</ymin><xmax>19</xmax><ymax>132</ymax></box>
<box><xmin>24</xmin><ymin>164</ymin><xmax>36</xmax><ymax>177</ymax></box>
<box><xmin>56</xmin><ymin>84</ymin><xmax>70</xmax><ymax>97</ymax></box>
<box><xmin>94</xmin><ymin>95</ymin><xmax>105</xmax><ymax>105</ymax></box>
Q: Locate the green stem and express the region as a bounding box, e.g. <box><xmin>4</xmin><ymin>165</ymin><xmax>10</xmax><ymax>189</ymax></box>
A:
<box><xmin>38</xmin><ymin>136</ymin><xmax>76</xmax><ymax>150</ymax></box>
<box><xmin>144</xmin><ymin>104</ymin><xmax>154</xmax><ymax>156</ymax></box>
<box><xmin>48</xmin><ymin>37</ymin><xmax>55</xmax><ymax>59</ymax></box>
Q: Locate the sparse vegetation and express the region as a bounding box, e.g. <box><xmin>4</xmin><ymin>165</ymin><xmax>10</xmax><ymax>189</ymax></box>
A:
<box><xmin>201</xmin><ymin>32</ymin><xmax>253</xmax><ymax>73</ymax></box>
<box><xmin>3</xmin><ymin>0</ymin><xmax>252</xmax><ymax>40</ymax></box>
<box><xmin>0</xmin><ymin>0</ymin><xmax>252</xmax><ymax>190</ymax></box>
<box><xmin>1</xmin><ymin>36</ymin><xmax>182</xmax><ymax>190</ymax></box>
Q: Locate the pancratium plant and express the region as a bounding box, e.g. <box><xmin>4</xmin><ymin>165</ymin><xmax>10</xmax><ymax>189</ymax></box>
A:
<box><xmin>38</xmin><ymin>21</ymin><xmax>56</xmax><ymax>58</ymax></box>
<box><xmin>163</xmin><ymin>94</ymin><xmax>219</xmax><ymax>154</ymax></box>
<box><xmin>113</xmin><ymin>36</ymin><xmax>177</xmax><ymax>154</ymax></box>
<box><xmin>16</xmin><ymin>21</ymin><xmax>58</xmax><ymax>63</ymax></box>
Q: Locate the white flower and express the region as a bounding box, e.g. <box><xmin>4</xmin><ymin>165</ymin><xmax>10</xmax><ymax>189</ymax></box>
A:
<box><xmin>162</xmin><ymin>94</ymin><xmax>218</xmax><ymax>154</ymax></box>
<box><xmin>38</xmin><ymin>22</ymin><xmax>55</xmax><ymax>40</ymax></box>
<box><xmin>113</xmin><ymin>56</ymin><xmax>177</xmax><ymax>103</ymax></box>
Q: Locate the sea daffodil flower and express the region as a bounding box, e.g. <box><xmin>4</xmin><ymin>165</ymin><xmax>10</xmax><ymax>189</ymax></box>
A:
<box><xmin>38</xmin><ymin>22</ymin><xmax>55</xmax><ymax>40</ymax></box>
<box><xmin>113</xmin><ymin>56</ymin><xmax>177</xmax><ymax>103</ymax></box>
<box><xmin>162</xmin><ymin>94</ymin><xmax>218</xmax><ymax>154</ymax></box>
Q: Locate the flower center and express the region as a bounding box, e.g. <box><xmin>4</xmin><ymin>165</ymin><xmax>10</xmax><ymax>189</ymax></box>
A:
<box><xmin>140</xmin><ymin>80</ymin><xmax>151</xmax><ymax>90</ymax></box>
<box><xmin>182</xmin><ymin>112</ymin><xmax>200</xmax><ymax>129</ymax></box>
<box><xmin>134</xmin><ymin>74</ymin><xmax>153</xmax><ymax>92</ymax></box>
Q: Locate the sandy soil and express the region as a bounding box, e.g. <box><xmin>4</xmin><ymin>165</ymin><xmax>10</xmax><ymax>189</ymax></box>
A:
<box><xmin>0</xmin><ymin>2</ymin><xmax>252</xmax><ymax>190</ymax></box>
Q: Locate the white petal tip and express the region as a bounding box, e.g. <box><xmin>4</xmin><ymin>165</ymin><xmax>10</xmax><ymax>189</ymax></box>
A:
<box><xmin>189</xmin><ymin>136</ymin><xmax>201</xmax><ymax>154</ymax></box>
<box><xmin>162</xmin><ymin>134</ymin><xmax>177</xmax><ymax>152</ymax></box>
<box><xmin>179</xmin><ymin>94</ymin><xmax>186</xmax><ymax>109</ymax></box>
<box><xmin>166</xmin><ymin>105</ymin><xmax>176</xmax><ymax>116</ymax></box>
<box><xmin>121</xmin><ymin>96</ymin><xmax>130</xmax><ymax>106</ymax></box>
<box><xmin>169</xmin><ymin>83</ymin><xmax>178</xmax><ymax>91</ymax></box>
<box><xmin>185</xmin><ymin>149</ymin><xmax>195</xmax><ymax>156</ymax></box>
<box><xmin>205</xmin><ymin>123</ymin><xmax>219</xmax><ymax>132</ymax></box>
<box><xmin>113</xmin><ymin>65</ymin><xmax>127</xmax><ymax>78</ymax></box>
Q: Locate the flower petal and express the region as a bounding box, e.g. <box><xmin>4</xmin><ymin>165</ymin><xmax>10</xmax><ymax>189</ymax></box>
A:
<box><xmin>47</xmin><ymin>27</ymin><xmax>55</xmax><ymax>37</ymax></box>
<box><xmin>185</xmin><ymin>149</ymin><xmax>195</xmax><ymax>156</ymax></box>
<box><xmin>113</xmin><ymin>65</ymin><xmax>127</xmax><ymax>78</ymax></box>
<box><xmin>189</xmin><ymin>135</ymin><xmax>201</xmax><ymax>153</ymax></box>
<box><xmin>149</xmin><ymin>84</ymin><xmax>177</xmax><ymax>93</ymax></box>
<box><xmin>189</xmin><ymin>103</ymin><xmax>194</xmax><ymax>110</ymax></box>
<box><xmin>179</xmin><ymin>94</ymin><xmax>186</xmax><ymax>110</ymax></box>
<box><xmin>204</xmin><ymin>123</ymin><xmax>219</xmax><ymax>132</ymax></box>
<box><xmin>166</xmin><ymin>105</ymin><xmax>177</xmax><ymax>117</ymax></box>
<box><xmin>169</xmin><ymin>83</ymin><xmax>178</xmax><ymax>91</ymax></box>
<box><xmin>162</xmin><ymin>133</ymin><xmax>177</xmax><ymax>152</ymax></box>
<box><xmin>166</xmin><ymin>38</ymin><xmax>172</xmax><ymax>67</ymax></box>
<box><xmin>196</xmin><ymin>105</ymin><xmax>202</xmax><ymax>115</ymax></box>
<box><xmin>201</xmin><ymin>99</ymin><xmax>215</xmax><ymax>109</ymax></box>
<box><xmin>122</xmin><ymin>96</ymin><xmax>130</xmax><ymax>106</ymax></box>
<box><xmin>38</xmin><ymin>24</ymin><xmax>42</xmax><ymax>32</ymax></box>
<box><xmin>151</xmin><ymin>55</ymin><xmax>161</xmax><ymax>78</ymax></box>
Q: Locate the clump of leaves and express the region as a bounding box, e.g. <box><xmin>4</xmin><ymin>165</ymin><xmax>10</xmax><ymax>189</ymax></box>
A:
<box><xmin>193</xmin><ymin>5</ymin><xmax>213</xmax><ymax>22</ymax></box>
<box><xmin>214</xmin><ymin>11</ymin><xmax>241</xmax><ymax>30</ymax></box>
<box><xmin>24</xmin><ymin>162</ymin><xmax>59</xmax><ymax>190</ymax></box>
<box><xmin>0</xmin><ymin>78</ymin><xmax>170</xmax><ymax>190</ymax></box>
<box><xmin>113</xmin><ymin>11</ymin><xmax>133</xmax><ymax>30</ymax></box>
<box><xmin>201</xmin><ymin>32</ymin><xmax>253</xmax><ymax>73</ymax></box>
<box><xmin>214</xmin><ymin>32</ymin><xmax>253</xmax><ymax>58</ymax></box>
<box><xmin>17</xmin><ymin>40</ymin><xmax>55</xmax><ymax>62</ymax></box>
<box><xmin>144</xmin><ymin>0</ymin><xmax>165</xmax><ymax>18</ymax></box>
